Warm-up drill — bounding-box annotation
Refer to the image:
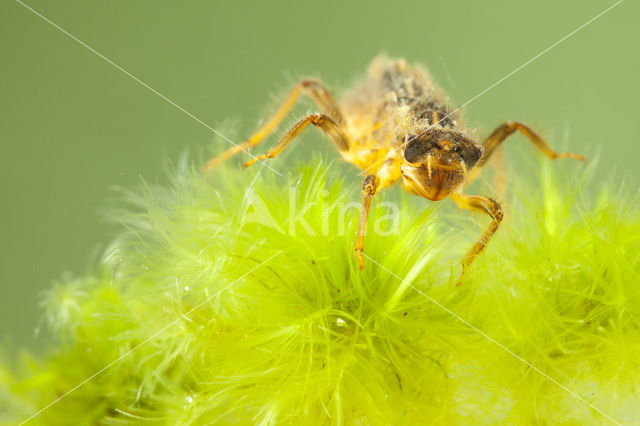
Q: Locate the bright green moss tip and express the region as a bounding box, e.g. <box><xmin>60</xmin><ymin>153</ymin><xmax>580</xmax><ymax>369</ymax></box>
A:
<box><xmin>1</xmin><ymin>154</ymin><xmax>639</xmax><ymax>425</ymax></box>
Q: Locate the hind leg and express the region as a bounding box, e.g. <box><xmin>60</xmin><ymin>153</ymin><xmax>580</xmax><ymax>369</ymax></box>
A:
<box><xmin>205</xmin><ymin>79</ymin><xmax>345</xmax><ymax>171</ymax></box>
<box><xmin>243</xmin><ymin>113</ymin><xmax>350</xmax><ymax>167</ymax></box>
<box><xmin>466</xmin><ymin>121</ymin><xmax>584</xmax><ymax>183</ymax></box>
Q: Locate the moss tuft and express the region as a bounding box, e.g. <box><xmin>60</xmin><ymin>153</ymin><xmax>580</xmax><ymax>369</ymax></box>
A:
<box><xmin>2</xmin><ymin>154</ymin><xmax>639</xmax><ymax>425</ymax></box>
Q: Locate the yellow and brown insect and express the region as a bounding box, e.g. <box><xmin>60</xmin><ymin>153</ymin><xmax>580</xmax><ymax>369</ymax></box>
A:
<box><xmin>205</xmin><ymin>56</ymin><xmax>584</xmax><ymax>283</ymax></box>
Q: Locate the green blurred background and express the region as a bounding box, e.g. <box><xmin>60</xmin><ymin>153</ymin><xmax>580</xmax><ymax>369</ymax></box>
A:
<box><xmin>1</xmin><ymin>0</ymin><xmax>638</xmax><ymax>350</ymax></box>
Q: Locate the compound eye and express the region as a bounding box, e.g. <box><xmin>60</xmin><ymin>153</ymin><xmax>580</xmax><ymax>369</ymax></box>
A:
<box><xmin>473</xmin><ymin>145</ymin><xmax>484</xmax><ymax>163</ymax></box>
<box><xmin>403</xmin><ymin>135</ymin><xmax>428</xmax><ymax>163</ymax></box>
<box><xmin>459</xmin><ymin>144</ymin><xmax>484</xmax><ymax>168</ymax></box>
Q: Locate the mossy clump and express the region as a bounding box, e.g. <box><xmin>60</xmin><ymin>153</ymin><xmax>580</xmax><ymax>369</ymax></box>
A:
<box><xmin>1</xmin><ymin>154</ymin><xmax>639</xmax><ymax>425</ymax></box>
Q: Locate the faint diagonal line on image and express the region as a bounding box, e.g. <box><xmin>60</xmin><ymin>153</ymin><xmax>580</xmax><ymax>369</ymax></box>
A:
<box><xmin>19</xmin><ymin>250</ymin><xmax>282</xmax><ymax>425</ymax></box>
<box><xmin>358</xmin><ymin>0</ymin><xmax>624</xmax><ymax>176</ymax></box>
<box><xmin>15</xmin><ymin>0</ymin><xmax>284</xmax><ymax>177</ymax></box>
<box><xmin>360</xmin><ymin>252</ymin><xmax>621</xmax><ymax>425</ymax></box>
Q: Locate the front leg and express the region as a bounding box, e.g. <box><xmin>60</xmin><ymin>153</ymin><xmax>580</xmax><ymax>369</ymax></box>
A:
<box><xmin>354</xmin><ymin>174</ymin><xmax>380</xmax><ymax>269</ymax></box>
<box><xmin>450</xmin><ymin>193</ymin><xmax>504</xmax><ymax>285</ymax></box>
<box><xmin>354</xmin><ymin>151</ymin><xmax>402</xmax><ymax>269</ymax></box>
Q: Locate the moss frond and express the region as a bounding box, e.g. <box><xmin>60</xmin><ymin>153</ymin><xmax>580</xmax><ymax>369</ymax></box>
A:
<box><xmin>2</xmin><ymin>154</ymin><xmax>639</xmax><ymax>425</ymax></box>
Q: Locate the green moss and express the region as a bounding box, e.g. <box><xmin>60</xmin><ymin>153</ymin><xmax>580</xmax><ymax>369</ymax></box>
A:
<box><xmin>1</xmin><ymin>154</ymin><xmax>639</xmax><ymax>425</ymax></box>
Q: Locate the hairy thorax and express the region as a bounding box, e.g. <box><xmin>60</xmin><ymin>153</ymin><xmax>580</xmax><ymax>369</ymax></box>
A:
<box><xmin>339</xmin><ymin>56</ymin><xmax>471</xmax><ymax>173</ymax></box>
